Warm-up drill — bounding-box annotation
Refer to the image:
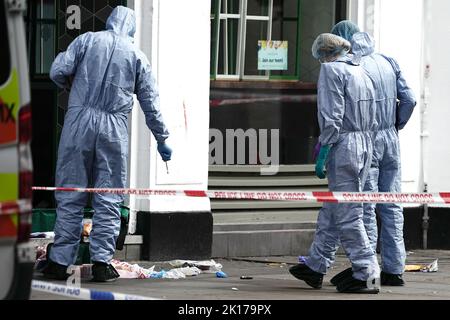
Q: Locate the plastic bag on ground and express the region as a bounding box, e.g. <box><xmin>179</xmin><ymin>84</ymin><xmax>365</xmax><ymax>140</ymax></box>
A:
<box><xmin>110</xmin><ymin>260</ymin><xmax>202</xmax><ymax>279</ymax></box>
<box><xmin>168</xmin><ymin>259</ymin><xmax>223</xmax><ymax>273</ymax></box>
<box><xmin>30</xmin><ymin>231</ymin><xmax>55</xmax><ymax>239</ymax></box>
<box><xmin>111</xmin><ymin>259</ymin><xmax>155</xmax><ymax>279</ymax></box>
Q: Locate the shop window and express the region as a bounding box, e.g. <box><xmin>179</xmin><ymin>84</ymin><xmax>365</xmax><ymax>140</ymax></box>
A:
<box><xmin>26</xmin><ymin>0</ymin><xmax>56</xmax><ymax>77</ymax></box>
<box><xmin>210</xmin><ymin>0</ymin><xmax>342</xmax><ymax>82</ymax></box>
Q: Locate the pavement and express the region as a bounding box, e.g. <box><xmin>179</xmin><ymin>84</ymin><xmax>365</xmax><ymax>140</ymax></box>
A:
<box><xmin>30</xmin><ymin>250</ymin><xmax>450</xmax><ymax>301</ymax></box>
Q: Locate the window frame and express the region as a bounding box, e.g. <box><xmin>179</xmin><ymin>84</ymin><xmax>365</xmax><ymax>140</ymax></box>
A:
<box><xmin>25</xmin><ymin>0</ymin><xmax>57</xmax><ymax>79</ymax></box>
<box><xmin>211</xmin><ymin>0</ymin><xmax>301</xmax><ymax>81</ymax></box>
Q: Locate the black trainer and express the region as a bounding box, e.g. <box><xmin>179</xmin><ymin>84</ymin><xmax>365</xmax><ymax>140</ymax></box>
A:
<box><xmin>381</xmin><ymin>271</ymin><xmax>405</xmax><ymax>286</ymax></box>
<box><xmin>330</xmin><ymin>267</ymin><xmax>353</xmax><ymax>286</ymax></box>
<box><xmin>41</xmin><ymin>243</ymin><xmax>69</xmax><ymax>280</ymax></box>
<box><xmin>42</xmin><ymin>259</ymin><xmax>70</xmax><ymax>280</ymax></box>
<box><xmin>289</xmin><ymin>264</ymin><xmax>324</xmax><ymax>289</ymax></box>
<box><xmin>91</xmin><ymin>262</ymin><xmax>120</xmax><ymax>282</ymax></box>
<box><xmin>336</xmin><ymin>276</ymin><xmax>380</xmax><ymax>294</ymax></box>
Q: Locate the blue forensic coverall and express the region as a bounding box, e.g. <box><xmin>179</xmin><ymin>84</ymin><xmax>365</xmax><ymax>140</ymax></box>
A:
<box><xmin>351</xmin><ymin>32</ymin><xmax>416</xmax><ymax>274</ymax></box>
<box><xmin>314</xmin><ymin>22</ymin><xmax>417</xmax><ymax>277</ymax></box>
<box><xmin>305</xmin><ymin>54</ymin><xmax>380</xmax><ymax>281</ymax></box>
<box><xmin>49</xmin><ymin>6</ymin><xmax>169</xmax><ymax>266</ymax></box>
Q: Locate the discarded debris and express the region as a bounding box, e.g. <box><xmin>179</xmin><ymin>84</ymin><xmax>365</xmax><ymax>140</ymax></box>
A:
<box><xmin>169</xmin><ymin>259</ymin><xmax>223</xmax><ymax>273</ymax></box>
<box><xmin>267</xmin><ymin>263</ymin><xmax>281</xmax><ymax>267</ymax></box>
<box><xmin>111</xmin><ymin>260</ymin><xmax>155</xmax><ymax>279</ymax></box>
<box><xmin>216</xmin><ymin>271</ymin><xmax>228</xmax><ymax>278</ymax></box>
<box><xmin>30</xmin><ymin>231</ymin><xmax>55</xmax><ymax>239</ymax></box>
<box><xmin>111</xmin><ymin>260</ymin><xmax>203</xmax><ymax>279</ymax></box>
<box><xmin>33</xmin><ymin>244</ymin><xmax>226</xmax><ymax>280</ymax></box>
<box><xmin>404</xmin><ymin>259</ymin><xmax>438</xmax><ymax>272</ymax></box>
<box><xmin>34</xmin><ymin>245</ymin><xmax>48</xmax><ymax>271</ymax></box>
<box><xmin>82</xmin><ymin>218</ymin><xmax>92</xmax><ymax>241</ymax></box>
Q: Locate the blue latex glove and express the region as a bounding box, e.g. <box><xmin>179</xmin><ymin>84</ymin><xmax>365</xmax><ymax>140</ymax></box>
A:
<box><xmin>157</xmin><ymin>142</ymin><xmax>172</xmax><ymax>161</ymax></box>
<box><xmin>315</xmin><ymin>145</ymin><xmax>330</xmax><ymax>179</ymax></box>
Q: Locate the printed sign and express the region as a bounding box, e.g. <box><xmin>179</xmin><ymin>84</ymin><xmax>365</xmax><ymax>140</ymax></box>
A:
<box><xmin>257</xmin><ymin>40</ymin><xmax>288</xmax><ymax>71</ymax></box>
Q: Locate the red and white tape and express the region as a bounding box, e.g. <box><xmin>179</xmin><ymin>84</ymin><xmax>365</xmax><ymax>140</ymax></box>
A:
<box><xmin>32</xmin><ymin>186</ymin><xmax>450</xmax><ymax>205</ymax></box>
<box><xmin>0</xmin><ymin>199</ymin><xmax>32</xmax><ymax>215</ymax></box>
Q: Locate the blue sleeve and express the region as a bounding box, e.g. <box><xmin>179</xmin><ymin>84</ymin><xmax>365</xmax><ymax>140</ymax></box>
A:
<box><xmin>135</xmin><ymin>53</ymin><xmax>170</xmax><ymax>143</ymax></box>
<box><xmin>384</xmin><ymin>56</ymin><xmax>417</xmax><ymax>130</ymax></box>
<box><xmin>317</xmin><ymin>63</ymin><xmax>345</xmax><ymax>145</ymax></box>
<box><xmin>49</xmin><ymin>33</ymin><xmax>87</xmax><ymax>89</ymax></box>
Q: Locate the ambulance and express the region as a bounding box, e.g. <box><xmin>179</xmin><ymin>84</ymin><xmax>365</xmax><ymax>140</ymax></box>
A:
<box><xmin>0</xmin><ymin>0</ymin><xmax>34</xmax><ymax>299</ymax></box>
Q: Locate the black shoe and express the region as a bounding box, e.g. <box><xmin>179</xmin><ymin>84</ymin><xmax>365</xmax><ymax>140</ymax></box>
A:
<box><xmin>330</xmin><ymin>267</ymin><xmax>353</xmax><ymax>286</ymax></box>
<box><xmin>289</xmin><ymin>264</ymin><xmax>323</xmax><ymax>289</ymax></box>
<box><xmin>336</xmin><ymin>276</ymin><xmax>380</xmax><ymax>294</ymax></box>
<box><xmin>42</xmin><ymin>259</ymin><xmax>69</xmax><ymax>280</ymax></box>
<box><xmin>381</xmin><ymin>271</ymin><xmax>405</xmax><ymax>286</ymax></box>
<box><xmin>41</xmin><ymin>243</ymin><xmax>69</xmax><ymax>280</ymax></box>
<box><xmin>91</xmin><ymin>262</ymin><xmax>120</xmax><ymax>282</ymax></box>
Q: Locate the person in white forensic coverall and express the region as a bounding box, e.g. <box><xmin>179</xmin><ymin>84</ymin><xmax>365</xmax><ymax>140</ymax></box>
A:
<box><xmin>43</xmin><ymin>6</ymin><xmax>172</xmax><ymax>282</ymax></box>
<box><xmin>327</xmin><ymin>21</ymin><xmax>416</xmax><ymax>287</ymax></box>
<box><xmin>289</xmin><ymin>33</ymin><xmax>380</xmax><ymax>293</ymax></box>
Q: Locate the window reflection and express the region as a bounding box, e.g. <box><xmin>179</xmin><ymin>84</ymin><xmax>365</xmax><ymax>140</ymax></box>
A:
<box><xmin>35</xmin><ymin>23</ymin><xmax>55</xmax><ymax>74</ymax></box>
<box><xmin>244</xmin><ymin>20</ymin><xmax>268</xmax><ymax>76</ymax></box>
<box><xmin>247</xmin><ymin>0</ymin><xmax>269</xmax><ymax>16</ymax></box>
<box><xmin>210</xmin><ymin>0</ymin><xmax>338</xmax><ymax>81</ymax></box>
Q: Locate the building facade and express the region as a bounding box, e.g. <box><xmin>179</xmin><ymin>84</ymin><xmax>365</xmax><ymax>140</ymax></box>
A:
<box><xmin>26</xmin><ymin>0</ymin><xmax>450</xmax><ymax>256</ymax></box>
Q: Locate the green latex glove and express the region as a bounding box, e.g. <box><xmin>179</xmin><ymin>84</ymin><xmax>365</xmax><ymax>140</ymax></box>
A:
<box><xmin>315</xmin><ymin>145</ymin><xmax>331</xmax><ymax>179</ymax></box>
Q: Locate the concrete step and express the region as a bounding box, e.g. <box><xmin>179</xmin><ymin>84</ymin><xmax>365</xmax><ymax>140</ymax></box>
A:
<box><xmin>211</xmin><ymin>200</ymin><xmax>323</xmax><ymax>210</ymax></box>
<box><xmin>212</xmin><ymin>209</ymin><xmax>319</xmax><ymax>224</ymax></box>
<box><xmin>211</xmin><ymin>210</ymin><xmax>319</xmax><ymax>257</ymax></box>
<box><xmin>214</xmin><ymin>221</ymin><xmax>317</xmax><ymax>231</ymax></box>
<box><xmin>212</xmin><ymin>227</ymin><xmax>315</xmax><ymax>258</ymax></box>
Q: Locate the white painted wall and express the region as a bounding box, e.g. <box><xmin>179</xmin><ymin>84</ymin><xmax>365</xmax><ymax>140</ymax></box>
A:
<box><xmin>377</xmin><ymin>0</ymin><xmax>423</xmax><ymax>193</ymax></box>
<box><xmin>128</xmin><ymin>0</ymin><xmax>211</xmax><ymax>233</ymax></box>
<box><xmin>349</xmin><ymin>0</ymin><xmax>423</xmax><ymax>194</ymax></box>
<box><xmin>420</xmin><ymin>0</ymin><xmax>450</xmax><ymax>194</ymax></box>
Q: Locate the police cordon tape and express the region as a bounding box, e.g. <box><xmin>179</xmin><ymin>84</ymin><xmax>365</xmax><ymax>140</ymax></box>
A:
<box><xmin>31</xmin><ymin>280</ymin><xmax>159</xmax><ymax>300</ymax></box>
<box><xmin>32</xmin><ymin>186</ymin><xmax>450</xmax><ymax>205</ymax></box>
<box><xmin>0</xmin><ymin>199</ymin><xmax>32</xmax><ymax>215</ymax></box>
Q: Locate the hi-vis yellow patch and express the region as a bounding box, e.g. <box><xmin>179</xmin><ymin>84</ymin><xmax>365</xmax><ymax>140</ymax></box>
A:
<box><xmin>0</xmin><ymin>69</ymin><xmax>20</xmax><ymax>145</ymax></box>
<box><xmin>0</xmin><ymin>173</ymin><xmax>18</xmax><ymax>202</ymax></box>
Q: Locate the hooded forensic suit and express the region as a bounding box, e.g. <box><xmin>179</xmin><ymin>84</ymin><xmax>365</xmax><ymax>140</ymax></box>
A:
<box><xmin>49</xmin><ymin>6</ymin><xmax>169</xmax><ymax>265</ymax></box>
<box><xmin>305</xmin><ymin>34</ymin><xmax>380</xmax><ymax>281</ymax></box>
<box><xmin>307</xmin><ymin>28</ymin><xmax>416</xmax><ymax>280</ymax></box>
<box><xmin>352</xmin><ymin>32</ymin><xmax>416</xmax><ymax>274</ymax></box>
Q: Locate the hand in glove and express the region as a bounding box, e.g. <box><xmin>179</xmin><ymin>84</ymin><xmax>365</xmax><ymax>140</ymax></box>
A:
<box><xmin>315</xmin><ymin>145</ymin><xmax>330</xmax><ymax>179</ymax></box>
<box><xmin>157</xmin><ymin>141</ymin><xmax>172</xmax><ymax>161</ymax></box>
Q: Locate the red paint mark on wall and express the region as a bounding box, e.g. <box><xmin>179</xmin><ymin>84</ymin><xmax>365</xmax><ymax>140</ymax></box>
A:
<box><xmin>183</xmin><ymin>100</ymin><xmax>188</xmax><ymax>132</ymax></box>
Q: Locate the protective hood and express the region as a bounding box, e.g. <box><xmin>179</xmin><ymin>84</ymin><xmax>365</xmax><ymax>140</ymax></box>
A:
<box><xmin>351</xmin><ymin>32</ymin><xmax>375</xmax><ymax>57</ymax></box>
<box><xmin>106</xmin><ymin>6</ymin><xmax>136</xmax><ymax>38</ymax></box>
<box><xmin>331</xmin><ymin>20</ymin><xmax>360</xmax><ymax>42</ymax></box>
